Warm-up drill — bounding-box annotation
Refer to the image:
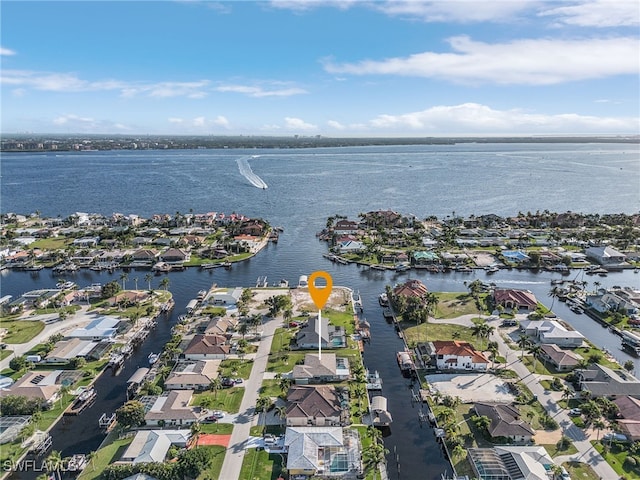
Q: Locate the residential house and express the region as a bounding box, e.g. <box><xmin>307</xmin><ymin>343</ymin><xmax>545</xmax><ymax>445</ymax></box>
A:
<box><xmin>336</xmin><ymin>240</ymin><xmax>365</xmax><ymax>254</ymax></box>
<box><xmin>613</xmin><ymin>396</ymin><xmax>640</xmax><ymax>441</ymax></box>
<box><xmin>428</xmin><ymin>340</ymin><xmax>490</xmax><ymax>371</ymax></box>
<box><xmin>292</xmin><ymin>353</ymin><xmax>350</xmax><ymax>385</ymax></box>
<box><xmin>585</xmin><ymin>245</ymin><xmax>626</xmax><ymax>266</ymax></box>
<box><xmin>130</xmin><ymin>249</ymin><xmax>158</xmax><ymax>265</ymax></box>
<box><xmin>393</xmin><ymin>279</ymin><xmax>428</xmax><ymax>300</ymax></box>
<box><xmin>467</xmin><ymin>446</ymin><xmax>555</xmax><ymax>480</ymax></box>
<box><xmin>295</xmin><ymin>316</ymin><xmax>346</xmax><ymax>349</ymax></box>
<box><xmin>538</xmin><ymin>344</ymin><xmax>581</xmax><ymax>371</ymax></box>
<box><xmin>67</xmin><ymin>317</ymin><xmax>120</xmax><ymax>341</ymax></box>
<box><xmin>412</xmin><ymin>251</ymin><xmax>440</xmax><ymax>265</ymax></box>
<box><xmin>286</xmin><ymin>385</ymin><xmax>346</xmax><ymax>427</ymax></box>
<box><xmin>209</xmin><ymin>287</ymin><xmax>243</xmax><ymax>306</ymax></box>
<box><xmin>164</xmin><ymin>360</ymin><xmax>220</xmax><ymax>391</ymax></box>
<box><xmin>120</xmin><ymin>430</ymin><xmax>191</xmax><ymax>463</ymax></box>
<box><xmin>2</xmin><ymin>371</ymin><xmax>62</xmax><ymax>407</ymax></box>
<box><xmin>182</xmin><ymin>335</ymin><xmax>230</xmax><ymax>360</ymax></box>
<box><xmin>493</xmin><ymin>288</ymin><xmax>538</xmax><ymax>311</ymax></box>
<box><xmin>586</xmin><ymin>288</ymin><xmax>640</xmax><ymax>316</ymax></box>
<box><xmin>158</xmin><ymin>248</ymin><xmax>189</xmax><ymax>264</ymax></box>
<box><xmin>284</xmin><ymin>427</ymin><xmax>361</xmax><ymax>478</ymax></box>
<box><xmin>44</xmin><ymin>338</ymin><xmax>101</xmax><ymax>363</ymax></box>
<box><xmin>333</xmin><ymin>219</ymin><xmax>359</xmax><ymax>235</ymax></box>
<box><xmin>575</xmin><ymin>364</ymin><xmax>640</xmax><ymax>398</ymax></box>
<box><xmin>473</xmin><ymin>402</ymin><xmax>535</xmax><ymax>443</ymax></box>
<box><xmin>203</xmin><ymin>317</ymin><xmax>234</xmax><ymax>337</ymax></box>
<box><xmin>143</xmin><ymin>390</ymin><xmax>206</xmax><ymax>427</ymax></box>
<box><xmin>107</xmin><ymin>291</ymin><xmax>150</xmax><ymax>307</ymax></box>
<box><xmin>519</xmin><ymin>320</ymin><xmax>584</xmax><ymax>348</ymax></box>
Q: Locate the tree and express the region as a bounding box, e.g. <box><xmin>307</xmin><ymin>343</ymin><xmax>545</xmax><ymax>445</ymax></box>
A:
<box><xmin>209</xmin><ymin>377</ymin><xmax>222</xmax><ymax>399</ymax></box>
<box><xmin>593</xmin><ymin>418</ymin><xmax>606</xmax><ymax>441</ymax></box>
<box><xmin>46</xmin><ymin>450</ymin><xmax>63</xmax><ymax>480</ymax></box>
<box><xmin>256</xmin><ymin>395</ymin><xmax>273</xmax><ymax>429</ymax></box>
<box><xmin>160</xmin><ymin>277</ymin><xmax>170</xmax><ymax>291</ymax></box>
<box><xmin>275</xmin><ymin>405</ymin><xmax>287</xmax><ymax>426</ymax></box>
<box><xmin>101</xmin><ymin>280</ymin><xmax>121</xmax><ymax>299</ymax></box>
<box><xmin>190</xmin><ymin>421</ymin><xmax>202</xmax><ymax>447</ymax></box>
<box><xmin>624</xmin><ymin>360</ymin><xmax>635</xmax><ymax>373</ymax></box>
<box><xmin>144</xmin><ymin>273</ymin><xmax>153</xmax><ymax>291</ymax></box>
<box><xmin>116</xmin><ymin>400</ymin><xmax>146</xmax><ymax>429</ymax></box>
<box><xmin>527</xmin><ymin>343</ymin><xmax>543</xmax><ymax>370</ymax></box>
<box><xmin>119</xmin><ymin>272</ymin><xmax>129</xmax><ymax>290</ymax></box>
<box><xmin>362</xmin><ymin>441</ymin><xmax>388</xmax><ymax>480</ymax></box>
<box><xmin>517</xmin><ymin>334</ymin><xmax>530</xmax><ymax>359</ymax></box>
<box><xmin>9</xmin><ymin>356</ymin><xmax>27</xmax><ymax>372</ymax></box>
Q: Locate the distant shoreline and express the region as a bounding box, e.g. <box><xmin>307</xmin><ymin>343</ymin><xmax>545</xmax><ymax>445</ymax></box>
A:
<box><xmin>2</xmin><ymin>134</ymin><xmax>639</xmax><ymax>153</ymax></box>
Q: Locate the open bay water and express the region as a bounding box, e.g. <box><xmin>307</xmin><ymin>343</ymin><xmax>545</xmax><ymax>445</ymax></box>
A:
<box><xmin>1</xmin><ymin>143</ymin><xmax>640</xmax><ymax>479</ymax></box>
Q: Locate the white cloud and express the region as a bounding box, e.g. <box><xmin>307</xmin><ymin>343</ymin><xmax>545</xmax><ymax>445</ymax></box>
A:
<box><xmin>373</xmin><ymin>0</ymin><xmax>539</xmax><ymax>23</ymax></box>
<box><xmin>213</xmin><ymin>116</ymin><xmax>229</xmax><ymax>127</ymax></box>
<box><xmin>168</xmin><ymin>117</ymin><xmax>184</xmax><ymax>123</ymax></box>
<box><xmin>50</xmin><ymin>114</ymin><xmax>129</xmax><ymax>132</ymax></box>
<box><xmin>0</xmin><ymin>47</ymin><xmax>16</xmax><ymax>56</ymax></box>
<box><xmin>284</xmin><ymin>117</ymin><xmax>317</xmax><ymax>130</ymax></box>
<box><xmin>216</xmin><ymin>84</ymin><xmax>307</xmax><ymax>97</ymax></box>
<box><xmin>192</xmin><ymin>116</ymin><xmax>206</xmax><ymax>127</ymax></box>
<box><xmin>539</xmin><ymin>0</ymin><xmax>640</xmax><ymax>27</ymax></box>
<box><xmin>53</xmin><ymin>114</ymin><xmax>94</xmax><ymax>125</ymax></box>
<box><xmin>358</xmin><ymin>103</ymin><xmax>638</xmax><ymax>134</ymax></box>
<box><xmin>324</xmin><ymin>36</ymin><xmax>639</xmax><ymax>85</ymax></box>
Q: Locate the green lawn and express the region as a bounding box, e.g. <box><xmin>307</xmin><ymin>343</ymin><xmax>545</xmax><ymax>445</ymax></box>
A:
<box><xmin>541</xmin><ymin>441</ymin><xmax>578</xmax><ymax>458</ymax></box>
<box><xmin>2</xmin><ymin>320</ymin><xmax>45</xmax><ymax>344</ymax></box>
<box><xmin>270</xmin><ymin>328</ymin><xmax>295</xmax><ymax>354</ymax></box>
<box><xmin>77</xmin><ymin>434</ymin><xmax>134</xmax><ymax>480</ymax></box>
<box><xmin>200</xmin><ymin>423</ymin><xmax>233</xmax><ymax>434</ymax></box>
<box><xmin>193</xmin><ymin>387</ymin><xmax>245</xmax><ymax>413</ymax></box>
<box><xmin>0</xmin><ymin>349</ymin><xmax>13</xmax><ymax>361</ymax></box>
<box><xmin>403</xmin><ymin>321</ymin><xmax>477</xmax><ymax>348</ymax></box>
<box><xmin>238</xmin><ymin>449</ymin><xmax>285</xmax><ymax>480</ymax></box>
<box><xmin>594</xmin><ymin>441</ymin><xmax>640</xmax><ymax>478</ymax></box>
<box><xmin>563</xmin><ymin>461</ymin><xmax>600</xmax><ymax>480</ymax></box>
<box><xmin>28</xmin><ymin>237</ymin><xmax>70</xmax><ymax>250</ymax></box>
<box><xmin>433</xmin><ymin>292</ymin><xmax>489</xmax><ymax>318</ymax></box>
<box><xmin>267</xmin><ymin>351</ymin><xmax>304</xmax><ymax>373</ymax></box>
<box><xmin>260</xmin><ymin>379</ymin><xmax>284</xmax><ymax>398</ymax></box>
<box><xmin>196</xmin><ymin>445</ymin><xmax>227</xmax><ymax>480</ymax></box>
<box><xmin>219</xmin><ymin>358</ymin><xmax>254</xmax><ymax>379</ymax></box>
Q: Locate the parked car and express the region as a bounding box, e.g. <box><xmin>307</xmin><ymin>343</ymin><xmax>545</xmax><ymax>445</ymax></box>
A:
<box><xmin>603</xmin><ymin>432</ymin><xmax>628</xmax><ymax>442</ymax></box>
<box><xmin>221</xmin><ymin>377</ymin><xmax>235</xmax><ymax>387</ymax></box>
<box><xmin>568</xmin><ymin>408</ymin><xmax>582</xmax><ymax>416</ymax></box>
<box><xmin>233</xmin><ymin>378</ymin><xmax>243</xmax><ymax>384</ymax></box>
<box><xmin>205</xmin><ymin>411</ymin><xmax>224</xmax><ymax>422</ymax></box>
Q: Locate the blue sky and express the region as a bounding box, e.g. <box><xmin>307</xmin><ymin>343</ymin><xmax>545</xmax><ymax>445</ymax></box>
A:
<box><xmin>1</xmin><ymin>0</ymin><xmax>639</xmax><ymax>136</ymax></box>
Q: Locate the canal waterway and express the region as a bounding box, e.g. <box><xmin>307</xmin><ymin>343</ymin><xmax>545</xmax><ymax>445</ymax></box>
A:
<box><xmin>3</xmin><ymin>264</ymin><xmax>639</xmax><ymax>480</ymax></box>
<box><xmin>2</xmin><ymin>143</ymin><xmax>639</xmax><ymax>479</ymax></box>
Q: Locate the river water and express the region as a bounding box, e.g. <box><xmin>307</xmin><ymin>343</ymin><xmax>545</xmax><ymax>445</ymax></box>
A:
<box><xmin>2</xmin><ymin>143</ymin><xmax>639</xmax><ymax>479</ymax></box>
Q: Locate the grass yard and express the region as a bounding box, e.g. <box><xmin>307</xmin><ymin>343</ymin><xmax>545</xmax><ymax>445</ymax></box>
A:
<box><xmin>541</xmin><ymin>441</ymin><xmax>578</xmax><ymax>458</ymax></box>
<box><xmin>267</xmin><ymin>351</ymin><xmax>304</xmax><ymax>374</ymax></box>
<box><xmin>238</xmin><ymin>449</ymin><xmax>285</xmax><ymax>480</ymax></box>
<box><xmin>196</xmin><ymin>445</ymin><xmax>227</xmax><ymax>480</ymax></box>
<box><xmin>193</xmin><ymin>387</ymin><xmax>245</xmax><ymax>413</ymax></box>
<box><xmin>0</xmin><ymin>349</ymin><xmax>13</xmax><ymax>361</ymax></box>
<box><xmin>403</xmin><ymin>321</ymin><xmax>477</xmax><ymax>348</ymax></box>
<box><xmin>77</xmin><ymin>434</ymin><xmax>134</xmax><ymax>480</ymax></box>
<box><xmin>2</xmin><ymin>320</ymin><xmax>45</xmax><ymax>344</ymax></box>
<box><xmin>270</xmin><ymin>328</ymin><xmax>295</xmax><ymax>354</ymax></box>
<box><xmin>200</xmin><ymin>423</ymin><xmax>233</xmax><ymax>434</ymax></box>
<box><xmin>219</xmin><ymin>358</ymin><xmax>254</xmax><ymax>379</ymax></box>
<box><xmin>28</xmin><ymin>237</ymin><xmax>70</xmax><ymax>250</ymax></box>
<box><xmin>563</xmin><ymin>461</ymin><xmax>600</xmax><ymax>480</ymax></box>
<box><xmin>594</xmin><ymin>441</ymin><xmax>640</xmax><ymax>479</ymax></box>
<box><xmin>260</xmin><ymin>379</ymin><xmax>284</xmax><ymax>398</ymax></box>
<box><xmin>433</xmin><ymin>292</ymin><xmax>489</xmax><ymax>318</ymax></box>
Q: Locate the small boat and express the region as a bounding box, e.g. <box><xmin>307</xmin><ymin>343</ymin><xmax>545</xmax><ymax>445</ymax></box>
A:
<box><xmin>395</xmin><ymin>263</ymin><xmax>411</xmax><ymax>272</ymax></box>
<box><xmin>397</xmin><ymin>351</ymin><xmax>415</xmax><ymax>371</ymax></box>
<box><xmin>366</xmin><ymin>369</ymin><xmax>383</xmax><ymax>390</ymax></box>
<box><xmin>485</xmin><ymin>266</ymin><xmax>499</xmax><ymax>274</ymax></box>
<box><xmin>370</xmin><ymin>264</ymin><xmax>387</xmax><ymax>271</ymax></box>
<box><xmin>378</xmin><ymin>293</ymin><xmax>389</xmax><ymax>306</ymax></box>
<box><xmin>148</xmin><ymin>353</ymin><xmax>159</xmax><ymax>365</ymax></box>
<box><xmin>382</xmin><ymin>307</ymin><xmax>394</xmax><ymax>320</ymax></box>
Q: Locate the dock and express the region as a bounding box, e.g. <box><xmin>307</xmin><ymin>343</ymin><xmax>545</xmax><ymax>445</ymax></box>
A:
<box><xmin>65</xmin><ymin>388</ymin><xmax>97</xmax><ymax>415</ymax></box>
<box><xmin>98</xmin><ymin>413</ymin><xmax>116</xmax><ymax>431</ymax></box>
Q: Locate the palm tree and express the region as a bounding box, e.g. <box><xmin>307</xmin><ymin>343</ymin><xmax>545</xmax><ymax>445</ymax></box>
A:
<box><xmin>144</xmin><ymin>273</ymin><xmax>153</xmax><ymax>291</ymax></box>
<box><xmin>548</xmin><ymin>286</ymin><xmax>559</xmax><ymax>313</ymax></box>
<box><xmin>527</xmin><ymin>343</ymin><xmax>543</xmax><ymax>370</ymax></box>
<box><xmin>593</xmin><ymin>418</ymin><xmax>606</xmax><ymax>441</ymax></box>
<box><xmin>133</xmin><ymin>276</ymin><xmax>139</xmax><ymax>291</ymax></box>
<box><xmin>46</xmin><ymin>450</ymin><xmax>63</xmax><ymax>480</ymax></box>
<box><xmin>190</xmin><ymin>421</ymin><xmax>202</xmax><ymax>447</ymax></box>
<box><xmin>256</xmin><ymin>395</ymin><xmax>273</xmax><ymax>429</ymax></box>
<box><xmin>278</xmin><ymin>376</ymin><xmax>292</xmax><ymax>394</ymax></box>
<box><xmin>160</xmin><ymin>277</ymin><xmax>170</xmax><ymax>291</ymax></box>
<box><xmin>209</xmin><ymin>378</ymin><xmax>222</xmax><ymax>399</ymax></box>
<box><xmin>362</xmin><ymin>441</ymin><xmax>388</xmax><ymax>480</ymax></box>
<box><xmin>517</xmin><ymin>334</ymin><xmax>530</xmax><ymax>359</ymax></box>
<box><xmin>119</xmin><ymin>272</ymin><xmax>129</xmax><ymax>290</ymax></box>
<box><xmin>275</xmin><ymin>405</ymin><xmax>287</xmax><ymax>427</ymax></box>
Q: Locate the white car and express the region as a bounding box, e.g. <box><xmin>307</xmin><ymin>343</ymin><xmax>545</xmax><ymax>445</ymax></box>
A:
<box><xmin>568</xmin><ymin>408</ymin><xmax>582</xmax><ymax>416</ymax></box>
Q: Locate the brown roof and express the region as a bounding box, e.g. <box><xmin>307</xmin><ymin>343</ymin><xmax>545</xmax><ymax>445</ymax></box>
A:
<box><xmin>613</xmin><ymin>395</ymin><xmax>640</xmax><ymax>420</ymax></box>
<box><xmin>474</xmin><ymin>402</ymin><xmax>535</xmax><ymax>438</ymax></box>
<box><xmin>286</xmin><ymin>385</ymin><xmax>341</xmax><ymax>420</ymax></box>
<box><xmin>493</xmin><ymin>288</ymin><xmax>537</xmax><ymax>309</ymax></box>
<box><xmin>393</xmin><ymin>279</ymin><xmax>428</xmax><ymax>299</ymax></box>
<box><xmin>183</xmin><ymin>335</ymin><xmax>230</xmax><ymax>355</ymax></box>
<box><xmin>539</xmin><ymin>344</ymin><xmax>580</xmax><ymax>367</ymax></box>
<box><xmin>432</xmin><ymin>340</ymin><xmax>489</xmax><ymax>364</ymax></box>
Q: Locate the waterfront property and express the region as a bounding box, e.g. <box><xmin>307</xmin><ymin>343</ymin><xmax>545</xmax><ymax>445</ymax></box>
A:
<box><xmin>284</xmin><ymin>426</ymin><xmax>361</xmax><ymax>478</ymax></box>
<box><xmin>2</xmin><ymin>370</ymin><xmax>63</xmax><ymax>407</ymax></box>
<box><xmin>613</xmin><ymin>396</ymin><xmax>640</xmax><ymax>442</ymax></box>
<box><xmin>142</xmin><ymin>390</ymin><xmax>207</xmax><ymax>427</ymax></box>
<box><xmin>493</xmin><ymin>288</ymin><xmax>537</xmax><ymax>312</ymax></box>
<box><xmin>292</xmin><ymin>353</ymin><xmax>350</xmax><ymax>385</ymax></box>
<box><xmin>182</xmin><ymin>334</ymin><xmax>230</xmax><ymax>360</ymax></box>
<box><xmin>575</xmin><ymin>363</ymin><xmax>640</xmax><ymax>398</ymax></box>
<box><xmin>425</xmin><ymin>340</ymin><xmax>490</xmax><ymax>371</ymax></box>
<box><xmin>294</xmin><ymin>316</ymin><xmax>346</xmax><ymax>349</ymax></box>
<box><xmin>467</xmin><ymin>445</ymin><xmax>555</xmax><ymax>480</ymax></box>
<box><xmin>164</xmin><ymin>360</ymin><xmax>221</xmax><ymax>391</ymax></box>
<box><xmin>67</xmin><ymin>317</ymin><xmax>120</xmax><ymax>341</ymax></box>
<box><xmin>518</xmin><ymin>319</ymin><xmax>585</xmax><ymax>348</ymax></box>
<box><xmin>120</xmin><ymin>429</ymin><xmax>191</xmax><ymax>463</ymax></box>
<box><xmin>537</xmin><ymin>344</ymin><xmax>581</xmax><ymax>371</ymax></box>
<box><xmin>285</xmin><ymin>385</ymin><xmax>347</xmax><ymax>427</ymax></box>
<box><xmin>472</xmin><ymin>402</ymin><xmax>535</xmax><ymax>443</ymax></box>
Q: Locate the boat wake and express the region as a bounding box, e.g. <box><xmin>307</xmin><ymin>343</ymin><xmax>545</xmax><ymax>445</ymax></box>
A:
<box><xmin>237</xmin><ymin>156</ymin><xmax>268</xmax><ymax>189</ymax></box>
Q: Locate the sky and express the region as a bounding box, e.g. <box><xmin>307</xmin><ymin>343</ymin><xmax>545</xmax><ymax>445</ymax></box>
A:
<box><xmin>1</xmin><ymin>0</ymin><xmax>639</xmax><ymax>137</ymax></box>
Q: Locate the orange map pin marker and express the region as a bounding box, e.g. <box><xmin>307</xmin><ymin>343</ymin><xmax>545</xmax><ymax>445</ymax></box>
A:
<box><xmin>308</xmin><ymin>271</ymin><xmax>333</xmax><ymax>310</ymax></box>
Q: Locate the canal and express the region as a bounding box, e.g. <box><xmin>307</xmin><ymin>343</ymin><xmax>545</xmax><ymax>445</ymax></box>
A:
<box><xmin>3</xmin><ymin>262</ymin><xmax>639</xmax><ymax>480</ymax></box>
